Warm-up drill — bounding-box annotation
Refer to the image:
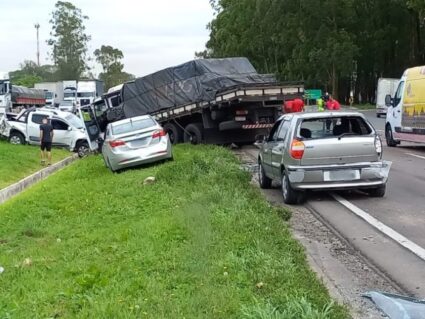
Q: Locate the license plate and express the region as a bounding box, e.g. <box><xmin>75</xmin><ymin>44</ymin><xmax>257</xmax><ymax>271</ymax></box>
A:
<box><xmin>324</xmin><ymin>170</ymin><xmax>360</xmax><ymax>182</ymax></box>
<box><xmin>235</xmin><ymin>116</ymin><xmax>246</xmax><ymax>122</ymax></box>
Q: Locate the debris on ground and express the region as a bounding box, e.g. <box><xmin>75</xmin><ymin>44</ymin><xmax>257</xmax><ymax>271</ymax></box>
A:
<box><xmin>143</xmin><ymin>176</ymin><xmax>156</xmax><ymax>185</ymax></box>
<box><xmin>364</xmin><ymin>291</ymin><xmax>425</xmax><ymax>319</ymax></box>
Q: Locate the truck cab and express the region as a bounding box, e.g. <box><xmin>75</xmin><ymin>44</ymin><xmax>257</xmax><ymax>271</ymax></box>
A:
<box><xmin>0</xmin><ymin>72</ymin><xmax>12</xmax><ymax>116</ymax></box>
<box><xmin>385</xmin><ymin>66</ymin><xmax>425</xmax><ymax>146</ymax></box>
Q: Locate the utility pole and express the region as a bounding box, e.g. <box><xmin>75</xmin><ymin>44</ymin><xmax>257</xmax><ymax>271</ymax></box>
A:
<box><xmin>34</xmin><ymin>23</ymin><xmax>40</xmax><ymax>66</ymax></box>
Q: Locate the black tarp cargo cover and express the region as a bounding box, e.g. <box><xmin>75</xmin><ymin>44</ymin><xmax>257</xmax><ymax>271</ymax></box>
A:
<box><xmin>121</xmin><ymin>57</ymin><xmax>277</xmax><ymax>118</ymax></box>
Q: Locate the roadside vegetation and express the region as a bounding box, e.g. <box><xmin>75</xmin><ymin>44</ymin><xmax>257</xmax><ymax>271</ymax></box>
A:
<box><xmin>352</xmin><ymin>103</ymin><xmax>375</xmax><ymax>110</ymax></box>
<box><xmin>0</xmin><ymin>145</ymin><xmax>348</xmax><ymax>318</ymax></box>
<box><xmin>0</xmin><ymin>140</ymin><xmax>70</xmax><ymax>189</ymax></box>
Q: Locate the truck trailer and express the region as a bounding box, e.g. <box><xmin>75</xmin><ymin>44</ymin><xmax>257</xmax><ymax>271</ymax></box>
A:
<box><xmin>104</xmin><ymin>58</ymin><xmax>304</xmax><ymax>145</ymax></box>
<box><xmin>0</xmin><ymin>72</ymin><xmax>45</xmax><ymax>117</ymax></box>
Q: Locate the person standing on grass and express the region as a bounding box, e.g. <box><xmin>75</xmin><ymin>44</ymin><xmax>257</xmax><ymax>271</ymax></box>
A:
<box><xmin>40</xmin><ymin>117</ymin><xmax>54</xmax><ymax>166</ymax></box>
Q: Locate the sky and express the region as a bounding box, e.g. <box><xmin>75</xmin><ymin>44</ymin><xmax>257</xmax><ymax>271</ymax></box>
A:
<box><xmin>0</xmin><ymin>0</ymin><xmax>214</xmax><ymax>77</ymax></box>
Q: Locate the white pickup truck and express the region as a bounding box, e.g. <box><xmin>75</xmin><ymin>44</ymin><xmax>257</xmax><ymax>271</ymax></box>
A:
<box><xmin>0</xmin><ymin>107</ymin><xmax>99</xmax><ymax>157</ymax></box>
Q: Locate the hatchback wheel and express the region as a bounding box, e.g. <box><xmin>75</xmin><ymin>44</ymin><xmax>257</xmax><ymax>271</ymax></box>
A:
<box><xmin>367</xmin><ymin>184</ymin><xmax>386</xmax><ymax>197</ymax></box>
<box><xmin>258</xmin><ymin>162</ymin><xmax>272</xmax><ymax>189</ymax></box>
<box><xmin>281</xmin><ymin>171</ymin><xmax>300</xmax><ymax>204</ymax></box>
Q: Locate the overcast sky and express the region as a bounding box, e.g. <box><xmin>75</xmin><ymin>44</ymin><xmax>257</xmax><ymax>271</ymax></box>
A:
<box><xmin>0</xmin><ymin>0</ymin><xmax>214</xmax><ymax>77</ymax></box>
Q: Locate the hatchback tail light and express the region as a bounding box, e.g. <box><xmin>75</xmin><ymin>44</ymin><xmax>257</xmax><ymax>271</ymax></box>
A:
<box><xmin>290</xmin><ymin>140</ymin><xmax>305</xmax><ymax>159</ymax></box>
<box><xmin>152</xmin><ymin>129</ymin><xmax>166</xmax><ymax>139</ymax></box>
<box><xmin>109</xmin><ymin>140</ymin><xmax>126</xmax><ymax>148</ymax></box>
<box><xmin>375</xmin><ymin>135</ymin><xmax>383</xmax><ymax>158</ymax></box>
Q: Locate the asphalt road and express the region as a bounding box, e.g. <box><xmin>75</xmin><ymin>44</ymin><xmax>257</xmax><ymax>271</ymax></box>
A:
<box><xmin>242</xmin><ymin>108</ymin><xmax>425</xmax><ymax>299</ymax></box>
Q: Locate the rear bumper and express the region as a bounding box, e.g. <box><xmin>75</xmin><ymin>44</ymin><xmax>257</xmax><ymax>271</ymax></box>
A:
<box><xmin>287</xmin><ymin>161</ymin><xmax>392</xmax><ymax>190</ymax></box>
<box><xmin>376</xmin><ymin>107</ymin><xmax>387</xmax><ymax>115</ymax></box>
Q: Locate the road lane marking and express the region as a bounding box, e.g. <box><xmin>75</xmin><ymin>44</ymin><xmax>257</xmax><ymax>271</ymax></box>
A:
<box><xmin>406</xmin><ymin>152</ymin><xmax>425</xmax><ymax>160</ymax></box>
<box><xmin>332</xmin><ymin>193</ymin><xmax>425</xmax><ymax>262</ymax></box>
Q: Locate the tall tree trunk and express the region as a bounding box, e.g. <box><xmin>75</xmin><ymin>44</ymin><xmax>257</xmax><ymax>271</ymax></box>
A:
<box><xmin>331</xmin><ymin>63</ymin><xmax>338</xmax><ymax>100</ymax></box>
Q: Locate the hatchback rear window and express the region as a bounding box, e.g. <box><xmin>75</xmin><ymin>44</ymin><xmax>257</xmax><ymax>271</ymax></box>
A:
<box><xmin>298</xmin><ymin>116</ymin><xmax>372</xmax><ymax>140</ymax></box>
<box><xmin>112</xmin><ymin>118</ymin><xmax>156</xmax><ymax>135</ymax></box>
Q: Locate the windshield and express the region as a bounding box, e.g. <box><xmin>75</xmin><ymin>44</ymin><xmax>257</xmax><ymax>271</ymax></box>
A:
<box><xmin>0</xmin><ymin>80</ymin><xmax>7</xmax><ymax>95</ymax></box>
<box><xmin>60</xmin><ymin>100</ymin><xmax>73</xmax><ymax>106</ymax></box>
<box><xmin>112</xmin><ymin>118</ymin><xmax>156</xmax><ymax>135</ymax></box>
<box><xmin>45</xmin><ymin>92</ymin><xmax>53</xmax><ymax>99</ymax></box>
<box><xmin>65</xmin><ymin>114</ymin><xmax>84</xmax><ymax>129</ymax></box>
<box><xmin>64</xmin><ymin>92</ymin><xmax>76</xmax><ymax>98</ymax></box>
<box><xmin>298</xmin><ymin>116</ymin><xmax>372</xmax><ymax>140</ymax></box>
<box><xmin>77</xmin><ymin>92</ymin><xmax>94</xmax><ymax>98</ymax></box>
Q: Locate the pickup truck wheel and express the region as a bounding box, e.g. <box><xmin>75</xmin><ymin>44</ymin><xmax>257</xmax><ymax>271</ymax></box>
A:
<box><xmin>163</xmin><ymin>123</ymin><xmax>183</xmax><ymax>145</ymax></box>
<box><xmin>281</xmin><ymin>171</ymin><xmax>300</xmax><ymax>205</ymax></box>
<box><xmin>367</xmin><ymin>184</ymin><xmax>386</xmax><ymax>197</ymax></box>
<box><xmin>76</xmin><ymin>141</ymin><xmax>90</xmax><ymax>158</ymax></box>
<box><xmin>184</xmin><ymin>123</ymin><xmax>203</xmax><ymax>145</ymax></box>
<box><xmin>9</xmin><ymin>132</ymin><xmax>25</xmax><ymax>145</ymax></box>
<box><xmin>385</xmin><ymin>124</ymin><xmax>397</xmax><ymax>147</ymax></box>
<box><xmin>258</xmin><ymin>162</ymin><xmax>272</xmax><ymax>189</ymax></box>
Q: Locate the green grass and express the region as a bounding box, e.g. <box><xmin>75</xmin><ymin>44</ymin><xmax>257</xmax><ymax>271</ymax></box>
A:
<box><xmin>0</xmin><ymin>141</ymin><xmax>71</xmax><ymax>189</ymax></box>
<box><xmin>352</xmin><ymin>103</ymin><xmax>375</xmax><ymax>110</ymax></box>
<box><xmin>0</xmin><ymin>145</ymin><xmax>348</xmax><ymax>318</ymax></box>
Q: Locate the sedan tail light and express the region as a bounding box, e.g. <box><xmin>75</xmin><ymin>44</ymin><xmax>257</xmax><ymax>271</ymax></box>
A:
<box><xmin>109</xmin><ymin>140</ymin><xmax>126</xmax><ymax>148</ymax></box>
<box><xmin>152</xmin><ymin>129</ymin><xmax>166</xmax><ymax>139</ymax></box>
<box><xmin>290</xmin><ymin>140</ymin><xmax>305</xmax><ymax>159</ymax></box>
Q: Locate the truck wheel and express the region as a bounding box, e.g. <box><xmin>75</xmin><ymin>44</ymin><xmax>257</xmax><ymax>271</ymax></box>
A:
<box><xmin>367</xmin><ymin>184</ymin><xmax>386</xmax><ymax>198</ymax></box>
<box><xmin>9</xmin><ymin>132</ymin><xmax>25</xmax><ymax>145</ymax></box>
<box><xmin>183</xmin><ymin>123</ymin><xmax>203</xmax><ymax>145</ymax></box>
<box><xmin>163</xmin><ymin>123</ymin><xmax>183</xmax><ymax>144</ymax></box>
<box><xmin>385</xmin><ymin>124</ymin><xmax>397</xmax><ymax>147</ymax></box>
<box><xmin>281</xmin><ymin>171</ymin><xmax>301</xmax><ymax>205</ymax></box>
<box><xmin>258</xmin><ymin>161</ymin><xmax>272</xmax><ymax>189</ymax></box>
<box><xmin>76</xmin><ymin>141</ymin><xmax>90</xmax><ymax>157</ymax></box>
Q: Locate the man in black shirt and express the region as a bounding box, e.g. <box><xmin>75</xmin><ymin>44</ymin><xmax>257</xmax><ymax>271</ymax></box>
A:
<box><xmin>40</xmin><ymin>117</ymin><xmax>54</xmax><ymax>165</ymax></box>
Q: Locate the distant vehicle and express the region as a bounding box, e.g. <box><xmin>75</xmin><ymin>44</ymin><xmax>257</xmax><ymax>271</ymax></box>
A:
<box><xmin>385</xmin><ymin>66</ymin><xmax>425</xmax><ymax>146</ymax></box>
<box><xmin>34</xmin><ymin>82</ymin><xmax>64</xmax><ymax>107</ymax></box>
<box><xmin>58</xmin><ymin>100</ymin><xmax>76</xmax><ymax>113</ymax></box>
<box><xmin>376</xmin><ymin>78</ymin><xmax>398</xmax><ymax>118</ymax></box>
<box><xmin>0</xmin><ymin>72</ymin><xmax>45</xmax><ymax>116</ymax></box>
<box><xmin>103</xmin><ymin>58</ymin><xmax>304</xmax><ymax>146</ymax></box>
<box><xmin>0</xmin><ymin>107</ymin><xmax>98</xmax><ymax>157</ymax></box>
<box><xmin>258</xmin><ymin>112</ymin><xmax>391</xmax><ymax>204</ymax></box>
<box><xmin>101</xmin><ymin>115</ymin><xmax>172</xmax><ymax>172</ymax></box>
<box><xmin>63</xmin><ymin>80</ymin><xmax>77</xmax><ymax>104</ymax></box>
<box><xmin>76</xmin><ymin>80</ymin><xmax>104</xmax><ymax>107</ymax></box>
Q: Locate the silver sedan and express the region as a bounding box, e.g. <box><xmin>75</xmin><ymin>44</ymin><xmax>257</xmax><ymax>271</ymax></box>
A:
<box><xmin>102</xmin><ymin>115</ymin><xmax>172</xmax><ymax>172</ymax></box>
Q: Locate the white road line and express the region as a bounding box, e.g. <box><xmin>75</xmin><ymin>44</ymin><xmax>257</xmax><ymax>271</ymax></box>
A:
<box><xmin>406</xmin><ymin>152</ymin><xmax>425</xmax><ymax>160</ymax></box>
<box><xmin>331</xmin><ymin>193</ymin><xmax>425</xmax><ymax>262</ymax></box>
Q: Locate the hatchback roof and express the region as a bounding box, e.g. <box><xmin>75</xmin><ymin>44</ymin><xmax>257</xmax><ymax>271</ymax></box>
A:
<box><xmin>279</xmin><ymin>111</ymin><xmax>364</xmax><ymax>121</ymax></box>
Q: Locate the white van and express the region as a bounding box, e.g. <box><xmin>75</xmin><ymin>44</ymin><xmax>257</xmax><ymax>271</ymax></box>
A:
<box><xmin>385</xmin><ymin>66</ymin><xmax>425</xmax><ymax>146</ymax></box>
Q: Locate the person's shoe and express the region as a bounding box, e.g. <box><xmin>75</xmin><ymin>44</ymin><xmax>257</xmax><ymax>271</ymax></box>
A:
<box><xmin>47</xmin><ymin>162</ymin><xmax>52</xmax><ymax>166</ymax></box>
<box><xmin>41</xmin><ymin>160</ymin><xmax>46</xmax><ymax>166</ymax></box>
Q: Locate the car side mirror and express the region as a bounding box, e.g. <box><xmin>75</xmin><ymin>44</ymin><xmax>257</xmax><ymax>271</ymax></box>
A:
<box><xmin>385</xmin><ymin>94</ymin><xmax>392</xmax><ymax>107</ymax></box>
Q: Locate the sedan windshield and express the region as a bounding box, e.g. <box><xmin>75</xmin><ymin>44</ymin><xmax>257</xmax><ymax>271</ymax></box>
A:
<box><xmin>298</xmin><ymin>116</ymin><xmax>372</xmax><ymax>139</ymax></box>
<box><xmin>112</xmin><ymin>118</ymin><xmax>155</xmax><ymax>135</ymax></box>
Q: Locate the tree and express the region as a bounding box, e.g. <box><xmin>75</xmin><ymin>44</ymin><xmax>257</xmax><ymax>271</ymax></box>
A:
<box><xmin>48</xmin><ymin>1</ymin><xmax>91</xmax><ymax>80</ymax></box>
<box><xmin>94</xmin><ymin>45</ymin><xmax>135</xmax><ymax>89</ymax></box>
<box><xmin>9</xmin><ymin>60</ymin><xmax>58</xmax><ymax>87</ymax></box>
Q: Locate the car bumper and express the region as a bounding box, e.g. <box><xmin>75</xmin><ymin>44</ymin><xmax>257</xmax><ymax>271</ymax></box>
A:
<box><xmin>108</xmin><ymin>141</ymin><xmax>172</xmax><ymax>170</ymax></box>
<box><xmin>287</xmin><ymin>161</ymin><xmax>392</xmax><ymax>190</ymax></box>
<box><xmin>376</xmin><ymin>107</ymin><xmax>387</xmax><ymax>115</ymax></box>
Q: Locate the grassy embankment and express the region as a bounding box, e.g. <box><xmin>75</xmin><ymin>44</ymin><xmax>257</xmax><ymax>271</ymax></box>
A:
<box><xmin>0</xmin><ymin>145</ymin><xmax>348</xmax><ymax>318</ymax></box>
<box><xmin>0</xmin><ymin>141</ymin><xmax>70</xmax><ymax>189</ymax></box>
